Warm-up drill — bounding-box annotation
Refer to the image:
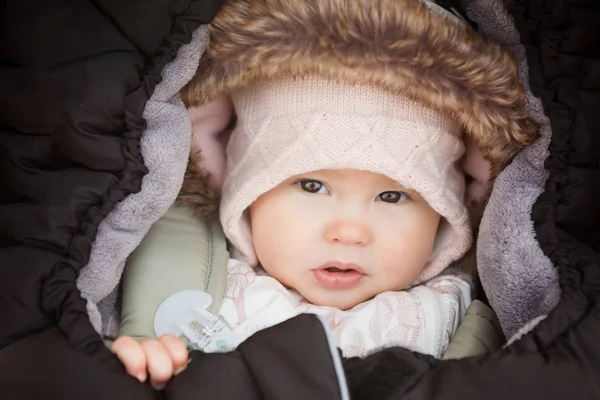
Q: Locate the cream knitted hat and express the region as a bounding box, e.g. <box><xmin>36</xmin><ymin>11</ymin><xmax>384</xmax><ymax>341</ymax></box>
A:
<box><xmin>220</xmin><ymin>76</ymin><xmax>472</xmax><ymax>283</ymax></box>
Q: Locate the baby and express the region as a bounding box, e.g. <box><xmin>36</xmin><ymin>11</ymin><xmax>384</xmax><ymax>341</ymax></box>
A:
<box><xmin>112</xmin><ymin>76</ymin><xmax>474</xmax><ymax>389</ymax></box>
<box><xmin>111</xmin><ymin>0</ymin><xmax>534</xmax><ymax>390</ymax></box>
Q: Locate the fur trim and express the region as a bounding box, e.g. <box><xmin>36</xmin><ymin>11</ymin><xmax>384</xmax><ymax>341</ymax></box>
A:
<box><xmin>182</xmin><ymin>0</ymin><xmax>538</xmax><ymax>173</ymax></box>
<box><xmin>176</xmin><ymin>150</ymin><xmax>219</xmax><ymax>219</ymax></box>
<box><xmin>179</xmin><ymin>0</ymin><xmax>539</xmax><ymax>218</ymax></box>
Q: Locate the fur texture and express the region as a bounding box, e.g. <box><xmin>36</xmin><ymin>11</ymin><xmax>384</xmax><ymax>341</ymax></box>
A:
<box><xmin>176</xmin><ymin>150</ymin><xmax>219</xmax><ymax>219</ymax></box>
<box><xmin>179</xmin><ymin>0</ymin><xmax>538</xmax><ymax>223</ymax></box>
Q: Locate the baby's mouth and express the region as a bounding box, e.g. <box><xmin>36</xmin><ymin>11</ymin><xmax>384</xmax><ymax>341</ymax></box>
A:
<box><xmin>316</xmin><ymin>262</ymin><xmax>366</xmax><ymax>274</ymax></box>
<box><xmin>313</xmin><ymin>262</ymin><xmax>366</xmax><ymax>289</ymax></box>
<box><xmin>324</xmin><ymin>267</ymin><xmax>353</xmax><ymax>273</ymax></box>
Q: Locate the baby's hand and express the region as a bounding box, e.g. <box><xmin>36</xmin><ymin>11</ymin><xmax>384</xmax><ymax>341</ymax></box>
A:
<box><xmin>111</xmin><ymin>335</ymin><xmax>188</xmax><ymax>390</ymax></box>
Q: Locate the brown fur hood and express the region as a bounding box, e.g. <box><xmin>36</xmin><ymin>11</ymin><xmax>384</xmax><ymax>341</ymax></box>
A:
<box><xmin>179</xmin><ymin>0</ymin><xmax>539</xmax><ymax>219</ymax></box>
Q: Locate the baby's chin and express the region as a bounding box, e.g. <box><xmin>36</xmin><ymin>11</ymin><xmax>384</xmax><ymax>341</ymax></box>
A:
<box><xmin>301</xmin><ymin>290</ymin><xmax>373</xmax><ymax>311</ymax></box>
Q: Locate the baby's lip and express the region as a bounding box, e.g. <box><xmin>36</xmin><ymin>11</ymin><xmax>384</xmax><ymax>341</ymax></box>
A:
<box><xmin>313</xmin><ymin>262</ymin><xmax>366</xmax><ymax>289</ymax></box>
<box><xmin>316</xmin><ymin>261</ymin><xmax>366</xmax><ymax>275</ymax></box>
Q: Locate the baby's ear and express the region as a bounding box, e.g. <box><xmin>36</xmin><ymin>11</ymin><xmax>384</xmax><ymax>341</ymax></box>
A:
<box><xmin>188</xmin><ymin>96</ymin><xmax>235</xmax><ymax>194</ymax></box>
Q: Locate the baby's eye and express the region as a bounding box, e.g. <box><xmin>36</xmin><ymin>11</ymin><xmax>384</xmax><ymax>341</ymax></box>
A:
<box><xmin>377</xmin><ymin>191</ymin><xmax>410</xmax><ymax>203</ymax></box>
<box><xmin>296</xmin><ymin>179</ymin><xmax>329</xmax><ymax>194</ymax></box>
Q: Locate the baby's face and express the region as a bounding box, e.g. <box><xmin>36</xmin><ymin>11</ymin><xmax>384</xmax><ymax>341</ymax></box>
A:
<box><xmin>249</xmin><ymin>169</ymin><xmax>440</xmax><ymax>310</ymax></box>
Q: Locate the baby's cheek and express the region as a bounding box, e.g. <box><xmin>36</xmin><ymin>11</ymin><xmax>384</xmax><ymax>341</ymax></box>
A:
<box><xmin>255</xmin><ymin>245</ymin><xmax>297</xmax><ymax>290</ymax></box>
<box><xmin>380</xmin><ymin>242</ymin><xmax>429</xmax><ymax>289</ymax></box>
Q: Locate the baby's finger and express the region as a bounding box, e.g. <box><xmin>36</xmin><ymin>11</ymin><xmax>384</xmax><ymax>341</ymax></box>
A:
<box><xmin>140</xmin><ymin>339</ymin><xmax>173</xmax><ymax>390</ymax></box>
<box><xmin>110</xmin><ymin>336</ymin><xmax>147</xmax><ymax>383</ymax></box>
<box><xmin>158</xmin><ymin>334</ymin><xmax>189</xmax><ymax>375</ymax></box>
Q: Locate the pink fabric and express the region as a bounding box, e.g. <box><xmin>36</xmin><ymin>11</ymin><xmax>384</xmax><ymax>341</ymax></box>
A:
<box><xmin>188</xmin><ymin>96</ymin><xmax>234</xmax><ymax>194</ymax></box>
<box><xmin>462</xmin><ymin>137</ymin><xmax>491</xmax><ymax>208</ymax></box>
<box><xmin>219</xmin><ymin>258</ymin><xmax>473</xmax><ymax>358</ymax></box>
<box><xmin>220</xmin><ymin>76</ymin><xmax>472</xmax><ymax>283</ymax></box>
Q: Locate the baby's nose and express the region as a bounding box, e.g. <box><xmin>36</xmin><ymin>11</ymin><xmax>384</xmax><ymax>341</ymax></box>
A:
<box><xmin>325</xmin><ymin>221</ymin><xmax>372</xmax><ymax>246</ymax></box>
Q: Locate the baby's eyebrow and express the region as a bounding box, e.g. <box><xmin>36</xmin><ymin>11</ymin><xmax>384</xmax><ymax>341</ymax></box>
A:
<box><xmin>388</xmin><ymin>183</ymin><xmax>411</xmax><ymax>191</ymax></box>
